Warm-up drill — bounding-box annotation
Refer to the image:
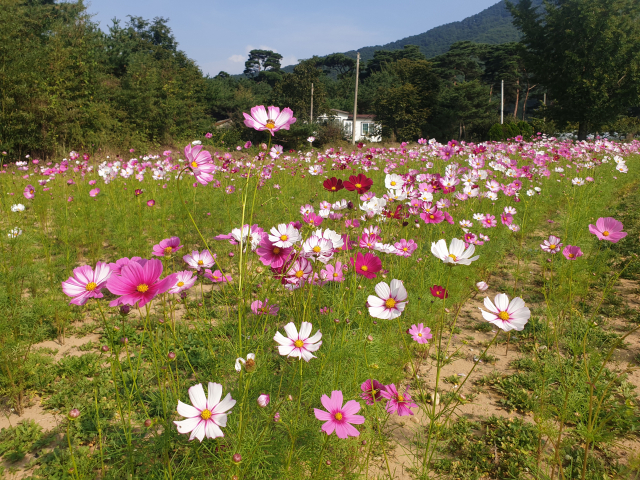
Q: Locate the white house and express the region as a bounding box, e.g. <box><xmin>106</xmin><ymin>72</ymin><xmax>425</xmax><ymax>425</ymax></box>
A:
<box><xmin>317</xmin><ymin>109</ymin><xmax>382</xmax><ymax>142</ymax></box>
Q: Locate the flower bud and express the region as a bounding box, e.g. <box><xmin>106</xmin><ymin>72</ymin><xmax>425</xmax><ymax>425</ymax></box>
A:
<box><xmin>144</xmin><ymin>419</ymin><xmax>152</xmax><ymax>427</ymax></box>
<box><xmin>101</xmin><ymin>345</ymin><xmax>109</xmax><ymax>353</ymax></box>
<box><xmin>180</xmin><ymin>291</ymin><xmax>188</xmax><ymax>299</ymax></box>
<box><xmin>167</xmin><ymin>351</ymin><xmax>176</xmax><ymax>360</ymax></box>
<box><xmin>367</xmin><ymin>335</ymin><xmax>373</xmax><ymax>342</ymax></box>
<box><xmin>326</xmin><ymin>460</ymin><xmax>331</xmax><ymax>465</ymax></box>
<box><xmin>287</xmin><ymin>394</ymin><xmax>293</xmax><ymax>401</ymax></box>
<box><xmin>120</xmin><ymin>337</ymin><xmax>128</xmax><ymax>345</ymax></box>
<box><xmin>257</xmin><ymin>394</ymin><xmax>270</xmax><ymax>408</ymax></box>
<box><xmin>119</xmin><ymin>305</ymin><xmax>131</xmax><ymax>316</ymax></box>
<box><xmin>232</xmin><ymin>453</ymin><xmax>242</xmax><ymax>464</ymax></box>
<box><xmin>68</xmin><ymin>408</ymin><xmax>80</xmax><ymax>419</ymax></box>
<box><xmin>273</xmin><ymin>412</ymin><xmax>281</xmax><ymax>422</ymax></box>
<box><xmin>476</xmin><ymin>281</ymin><xmax>489</xmax><ymax>292</ymax></box>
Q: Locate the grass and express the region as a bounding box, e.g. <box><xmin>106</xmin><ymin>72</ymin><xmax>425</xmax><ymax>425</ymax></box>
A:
<box><xmin>0</xmin><ymin>139</ymin><xmax>638</xmax><ymax>479</ymax></box>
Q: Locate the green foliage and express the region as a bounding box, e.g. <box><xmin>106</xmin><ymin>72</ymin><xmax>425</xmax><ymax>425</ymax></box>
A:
<box><xmin>488</xmin><ymin>121</ymin><xmax>534</xmax><ymax>140</ymax></box>
<box><xmin>272</xmin><ymin>59</ymin><xmax>328</xmax><ymax>123</ymax></box>
<box><xmin>243</xmin><ymin>49</ymin><xmax>283</xmax><ymax>79</ymax></box>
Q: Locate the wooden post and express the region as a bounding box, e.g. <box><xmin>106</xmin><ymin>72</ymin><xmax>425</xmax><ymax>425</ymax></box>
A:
<box><xmin>310</xmin><ymin>83</ymin><xmax>314</xmax><ymax>124</ymax></box>
<box><xmin>352</xmin><ymin>52</ymin><xmax>360</xmax><ymax>145</ymax></box>
<box><xmin>501</xmin><ymin>80</ymin><xmax>504</xmax><ymax>125</ymax></box>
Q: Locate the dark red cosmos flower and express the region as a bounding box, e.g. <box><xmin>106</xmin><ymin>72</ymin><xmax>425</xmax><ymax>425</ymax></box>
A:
<box><xmin>430</xmin><ymin>285</ymin><xmax>448</xmax><ymax>299</ymax></box>
<box><xmin>323</xmin><ymin>177</ymin><xmax>344</xmax><ymax>193</ymax></box>
<box><xmin>357</xmin><ymin>142</ymin><xmax>364</xmax><ymax>149</ymax></box>
<box><xmin>344</xmin><ymin>174</ymin><xmax>373</xmax><ymax>195</ymax></box>
<box><xmin>134</xmin><ymin>189</ymin><xmax>143</xmax><ymax>196</ymax></box>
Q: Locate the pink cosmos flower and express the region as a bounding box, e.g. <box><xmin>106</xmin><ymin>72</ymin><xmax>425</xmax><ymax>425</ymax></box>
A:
<box><xmin>204</xmin><ymin>269</ymin><xmax>231</xmax><ymax>283</ymax></box>
<box><xmin>408</xmin><ymin>323</ymin><xmax>432</xmax><ymax>344</ymax></box>
<box><xmin>152</xmin><ymin>236</ymin><xmax>183</xmax><ymax>257</ymax></box>
<box><xmin>174</xmin><ymin>382</ymin><xmax>236</xmax><ymax>442</ymax></box>
<box><xmin>540</xmin><ymin>235</ymin><xmax>562</xmax><ymax>254</ymax></box>
<box><xmin>563</xmin><ymin>245</ymin><xmax>583</xmax><ymax>260</ymax></box>
<box><xmin>588</xmin><ymin>217</ymin><xmax>627</xmax><ymax>243</ymax></box>
<box><xmin>251</xmin><ymin>298</ymin><xmax>279</xmax><ymax>316</ymax></box>
<box><xmin>480</xmin><ymin>293</ymin><xmax>531</xmax><ymax>331</ymax></box>
<box><xmin>256</xmin><ymin>238</ymin><xmax>292</xmax><ymax>268</ymax></box>
<box><xmin>23</xmin><ymin>185</ymin><xmax>35</xmax><ymax>199</ymax></box>
<box><xmin>394</xmin><ymin>239</ymin><xmax>417</xmax><ymax>257</ymax></box>
<box><xmin>320</xmin><ymin>262</ymin><xmax>345</xmax><ymax>282</ymax></box>
<box><xmin>285</xmin><ymin>258</ymin><xmax>313</xmax><ymax>286</ymax></box>
<box><xmin>360</xmin><ymin>233</ymin><xmax>380</xmax><ymax>250</ymax></box>
<box><xmin>89</xmin><ymin>188</ymin><xmax>100</xmax><ymax>197</ymax></box>
<box><xmin>381</xmin><ymin>384</ymin><xmax>417</xmax><ymax>416</ymax></box>
<box><xmin>273</xmin><ymin>321</ymin><xmax>322</xmax><ymax>362</ymax></box>
<box><xmin>168</xmin><ymin>271</ymin><xmax>197</xmax><ymax>294</ymax></box>
<box><xmin>367</xmin><ymin>279</ymin><xmax>408</xmax><ymax>320</ymax></box>
<box><xmin>314</xmin><ymin>390</ymin><xmax>365</xmax><ymax>438</ymax></box>
<box><xmin>183</xmin><ymin>250</ymin><xmax>215</xmax><ymax>271</ymax></box>
<box><xmin>500</xmin><ymin>213</ymin><xmax>513</xmax><ymax>226</ymax></box>
<box><xmin>147</xmin><ymin>200</ymin><xmax>155</xmax><ymax>207</ymax></box>
<box><xmin>360</xmin><ymin>379</ymin><xmax>384</xmax><ymax>405</ymax></box>
<box><xmin>303</xmin><ymin>212</ymin><xmax>323</xmax><ymax>227</ymax></box>
<box><xmin>243</xmin><ymin>106</ymin><xmax>296</xmax><ymax>136</ymax></box>
<box><xmin>352</xmin><ymin>252</ymin><xmax>382</xmax><ymax>279</ymax></box>
<box><xmin>185</xmin><ymin>144</ymin><xmax>216</xmax><ymax>185</ymax></box>
<box><xmin>481</xmin><ymin>214</ymin><xmax>497</xmax><ymax>228</ymax></box>
<box><xmin>106</xmin><ymin>259</ymin><xmax>177</xmax><ymax>308</ymax></box>
<box><xmin>420</xmin><ymin>210</ymin><xmax>445</xmax><ymax>224</ymax></box>
<box><xmin>61</xmin><ymin>262</ymin><xmax>112</xmax><ymax>306</ymax></box>
<box><xmin>108</xmin><ymin>257</ymin><xmax>147</xmax><ymax>275</ymax></box>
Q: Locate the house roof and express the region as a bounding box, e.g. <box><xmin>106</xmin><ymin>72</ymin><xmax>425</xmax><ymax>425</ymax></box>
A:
<box><xmin>330</xmin><ymin>109</ymin><xmax>350</xmax><ymax>114</ymax></box>
<box><xmin>347</xmin><ymin>114</ymin><xmax>376</xmax><ymax>120</ymax></box>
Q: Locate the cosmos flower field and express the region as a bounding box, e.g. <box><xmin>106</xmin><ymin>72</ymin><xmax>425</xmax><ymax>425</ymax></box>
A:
<box><xmin>1</xmin><ymin>107</ymin><xmax>640</xmax><ymax>479</ymax></box>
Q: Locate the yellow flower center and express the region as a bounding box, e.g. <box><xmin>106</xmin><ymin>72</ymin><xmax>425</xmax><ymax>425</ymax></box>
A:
<box><xmin>280</xmin><ymin>235</ymin><xmax>288</xmax><ymax>241</ymax></box>
<box><xmin>137</xmin><ymin>284</ymin><xmax>149</xmax><ymax>293</ymax></box>
<box><xmin>164</xmin><ymin>246</ymin><xmax>173</xmax><ymax>254</ymax></box>
<box><xmin>385</xmin><ymin>298</ymin><xmax>396</xmax><ymax>308</ymax></box>
<box><xmin>390</xmin><ymin>181</ymin><xmax>396</xmax><ymax>186</ymax></box>
<box><xmin>313</xmin><ymin>246</ymin><xmax>321</xmax><ymax>253</ymax></box>
<box><xmin>200</xmin><ymin>409</ymin><xmax>212</xmax><ymax>420</ymax></box>
<box><xmin>295</xmin><ymin>270</ymin><xmax>304</xmax><ymax>278</ymax></box>
<box><xmin>397</xmin><ymin>394</ymin><xmax>404</xmax><ymax>402</ymax></box>
<box><xmin>549</xmin><ymin>244</ymin><xmax>556</xmax><ymax>249</ymax></box>
<box><xmin>355</xmin><ymin>183</ymin><xmax>362</xmax><ymax>189</ymax></box>
<box><xmin>603</xmin><ymin>231</ymin><xmax>609</xmax><ymax>236</ymax></box>
<box><xmin>403</xmin><ymin>248</ymin><xmax>408</xmax><ymax>251</ymax></box>
<box><xmin>294</xmin><ymin>339</ymin><xmax>304</xmax><ymax>348</ymax></box>
<box><xmin>177</xmin><ymin>281</ymin><xmax>184</xmax><ymax>287</ymax></box>
<box><xmin>361</xmin><ymin>265</ymin><xmax>368</xmax><ymax>271</ymax></box>
<box><xmin>429</xmin><ymin>214</ymin><xmax>434</xmax><ymax>219</ymax></box>
<box><xmin>448</xmin><ymin>254</ymin><xmax>457</xmax><ymax>261</ymax></box>
<box><xmin>569</xmin><ymin>253</ymin><xmax>575</xmax><ymax>258</ymax></box>
<box><xmin>273</xmin><ymin>247</ymin><xmax>281</xmax><ymax>254</ymax></box>
<box><xmin>334</xmin><ymin>412</ymin><xmax>343</xmax><ymax>421</ymax></box>
<box><xmin>86</xmin><ymin>282</ymin><xmax>97</xmax><ymax>291</ymax></box>
<box><xmin>265</xmin><ymin>120</ymin><xmax>276</xmax><ymax>129</ymax></box>
<box><xmin>191</xmin><ymin>161</ymin><xmax>198</xmax><ymax>168</ymax></box>
<box><xmin>498</xmin><ymin>311</ymin><xmax>510</xmax><ymax>321</ymax></box>
<box><xmin>418</xmin><ymin>333</ymin><xmax>422</xmax><ymax>337</ymax></box>
<box><xmin>333</xmin><ymin>273</ymin><xmax>339</xmax><ymax>277</ymax></box>
<box><xmin>331</xmin><ymin>186</ymin><xmax>336</xmax><ymax>190</ymax></box>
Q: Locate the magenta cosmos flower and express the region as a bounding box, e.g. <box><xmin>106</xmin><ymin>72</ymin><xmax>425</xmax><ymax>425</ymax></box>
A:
<box><xmin>23</xmin><ymin>185</ymin><xmax>35</xmax><ymax>199</ymax></box>
<box><xmin>168</xmin><ymin>271</ymin><xmax>197</xmax><ymax>294</ymax></box>
<box><xmin>204</xmin><ymin>269</ymin><xmax>232</xmax><ymax>283</ymax></box>
<box><xmin>540</xmin><ymin>235</ymin><xmax>563</xmax><ymax>254</ymax></box>
<box><xmin>106</xmin><ymin>259</ymin><xmax>177</xmax><ymax>308</ymax></box>
<box><xmin>185</xmin><ymin>144</ymin><xmax>216</xmax><ymax>185</ymax></box>
<box><xmin>352</xmin><ymin>252</ymin><xmax>382</xmax><ymax>279</ymax></box>
<box><xmin>360</xmin><ymin>379</ymin><xmax>384</xmax><ymax>405</ymax></box>
<box><xmin>152</xmin><ymin>236</ymin><xmax>183</xmax><ymax>257</ymax></box>
<box><xmin>394</xmin><ymin>239</ymin><xmax>417</xmax><ymax>257</ymax></box>
<box><xmin>174</xmin><ymin>382</ymin><xmax>236</xmax><ymax>442</ymax></box>
<box><xmin>251</xmin><ymin>298</ymin><xmax>279</xmax><ymax>316</ymax></box>
<box><xmin>108</xmin><ymin>257</ymin><xmax>147</xmax><ymax>275</ymax></box>
<box><xmin>273</xmin><ymin>321</ymin><xmax>322</xmax><ymax>362</ymax></box>
<box><xmin>589</xmin><ymin>217</ymin><xmax>627</xmax><ymax>243</ymax></box>
<box><xmin>381</xmin><ymin>384</ymin><xmax>417</xmax><ymax>416</ymax></box>
<box><xmin>243</xmin><ymin>106</ymin><xmax>296</xmax><ymax>136</ymax></box>
<box><xmin>61</xmin><ymin>262</ymin><xmax>112</xmax><ymax>306</ymax></box>
<box><xmin>313</xmin><ymin>390</ymin><xmax>365</xmax><ymax>439</ymax></box>
<box><xmin>479</xmin><ymin>293</ymin><xmax>531</xmax><ymax>331</ymax></box>
<box><xmin>408</xmin><ymin>323</ymin><xmax>432</xmax><ymax>344</ymax></box>
<box><xmin>256</xmin><ymin>238</ymin><xmax>292</xmax><ymax>268</ymax></box>
<box><xmin>183</xmin><ymin>250</ymin><xmax>215</xmax><ymax>271</ymax></box>
<box><xmin>563</xmin><ymin>245</ymin><xmax>583</xmax><ymax>260</ymax></box>
<box><xmin>367</xmin><ymin>279</ymin><xmax>408</xmax><ymax>320</ymax></box>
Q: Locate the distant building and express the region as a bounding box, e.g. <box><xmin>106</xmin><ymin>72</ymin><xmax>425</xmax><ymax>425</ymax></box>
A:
<box><xmin>317</xmin><ymin>109</ymin><xmax>381</xmax><ymax>142</ymax></box>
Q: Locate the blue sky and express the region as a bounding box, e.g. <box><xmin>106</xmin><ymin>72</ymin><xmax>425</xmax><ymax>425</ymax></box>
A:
<box><xmin>86</xmin><ymin>0</ymin><xmax>500</xmax><ymax>76</ymax></box>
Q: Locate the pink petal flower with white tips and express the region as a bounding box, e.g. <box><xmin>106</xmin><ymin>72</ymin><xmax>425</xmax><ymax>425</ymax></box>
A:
<box><xmin>183</xmin><ymin>250</ymin><xmax>215</xmax><ymax>271</ymax></box>
<box><xmin>168</xmin><ymin>271</ymin><xmax>197</xmax><ymax>294</ymax></box>
<box><xmin>588</xmin><ymin>217</ymin><xmax>627</xmax><ymax>243</ymax></box>
<box><xmin>480</xmin><ymin>293</ymin><xmax>530</xmax><ymax>332</ymax></box>
<box><xmin>367</xmin><ymin>279</ymin><xmax>408</xmax><ymax>320</ymax></box>
<box><xmin>61</xmin><ymin>262</ymin><xmax>112</xmax><ymax>306</ymax></box>
<box><xmin>243</xmin><ymin>106</ymin><xmax>296</xmax><ymax>136</ymax></box>
<box><xmin>273</xmin><ymin>321</ymin><xmax>322</xmax><ymax>362</ymax></box>
<box><xmin>174</xmin><ymin>382</ymin><xmax>236</xmax><ymax>442</ymax></box>
<box><xmin>314</xmin><ymin>390</ymin><xmax>365</xmax><ymax>438</ymax></box>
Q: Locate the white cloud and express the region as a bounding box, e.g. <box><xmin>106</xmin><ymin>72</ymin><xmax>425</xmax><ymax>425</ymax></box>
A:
<box><xmin>281</xmin><ymin>55</ymin><xmax>298</xmax><ymax>67</ymax></box>
<box><xmin>228</xmin><ymin>54</ymin><xmax>245</xmax><ymax>63</ymax></box>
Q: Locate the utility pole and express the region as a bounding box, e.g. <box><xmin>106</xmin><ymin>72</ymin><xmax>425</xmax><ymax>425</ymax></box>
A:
<box><xmin>310</xmin><ymin>83</ymin><xmax>314</xmax><ymax>124</ymax></box>
<box><xmin>352</xmin><ymin>52</ymin><xmax>360</xmax><ymax>145</ymax></box>
<box><xmin>501</xmin><ymin>80</ymin><xmax>504</xmax><ymax>125</ymax></box>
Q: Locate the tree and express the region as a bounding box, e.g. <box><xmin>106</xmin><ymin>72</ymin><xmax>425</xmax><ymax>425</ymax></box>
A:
<box><xmin>365</xmin><ymin>45</ymin><xmax>426</xmax><ymax>77</ymax></box>
<box><xmin>319</xmin><ymin>53</ymin><xmax>356</xmax><ymax>79</ymax></box>
<box><xmin>271</xmin><ymin>59</ymin><xmax>327</xmax><ymax>122</ymax></box>
<box><xmin>243</xmin><ymin>49</ymin><xmax>283</xmax><ymax>78</ymax></box>
<box><xmin>507</xmin><ymin>0</ymin><xmax>640</xmax><ymax>139</ymax></box>
<box><xmin>372</xmin><ymin>59</ymin><xmax>439</xmax><ymax>141</ymax></box>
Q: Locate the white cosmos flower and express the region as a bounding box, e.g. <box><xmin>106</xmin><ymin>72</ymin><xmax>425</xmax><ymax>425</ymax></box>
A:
<box><xmin>301</xmin><ymin>236</ymin><xmax>334</xmax><ymax>263</ymax></box>
<box><xmin>479</xmin><ymin>293</ymin><xmax>531</xmax><ymax>331</ymax></box>
<box><xmin>11</xmin><ymin>204</ymin><xmax>25</xmax><ymax>212</ymax></box>
<box><xmin>367</xmin><ymin>279</ymin><xmax>408</xmax><ymax>320</ymax></box>
<box><xmin>571</xmin><ymin>178</ymin><xmax>585</xmax><ymax>186</ymax></box>
<box><xmin>360</xmin><ymin>197</ymin><xmax>387</xmax><ymax>215</ymax></box>
<box><xmin>385</xmin><ymin>174</ymin><xmax>404</xmax><ymax>190</ymax></box>
<box><xmin>314</xmin><ymin>228</ymin><xmax>344</xmax><ymax>250</ymax></box>
<box><xmin>431</xmin><ymin>238</ymin><xmax>479</xmax><ymax>266</ymax></box>
<box><xmin>273</xmin><ymin>322</ymin><xmax>322</xmax><ymax>362</ymax></box>
<box><xmin>332</xmin><ymin>199</ymin><xmax>348</xmax><ymax>210</ymax></box>
<box><xmin>235</xmin><ymin>353</ymin><xmax>256</xmax><ymax>372</ymax></box>
<box><xmin>174</xmin><ymin>382</ymin><xmax>235</xmax><ymax>442</ymax></box>
<box><xmin>268</xmin><ymin>223</ymin><xmax>301</xmax><ymax>248</ymax></box>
